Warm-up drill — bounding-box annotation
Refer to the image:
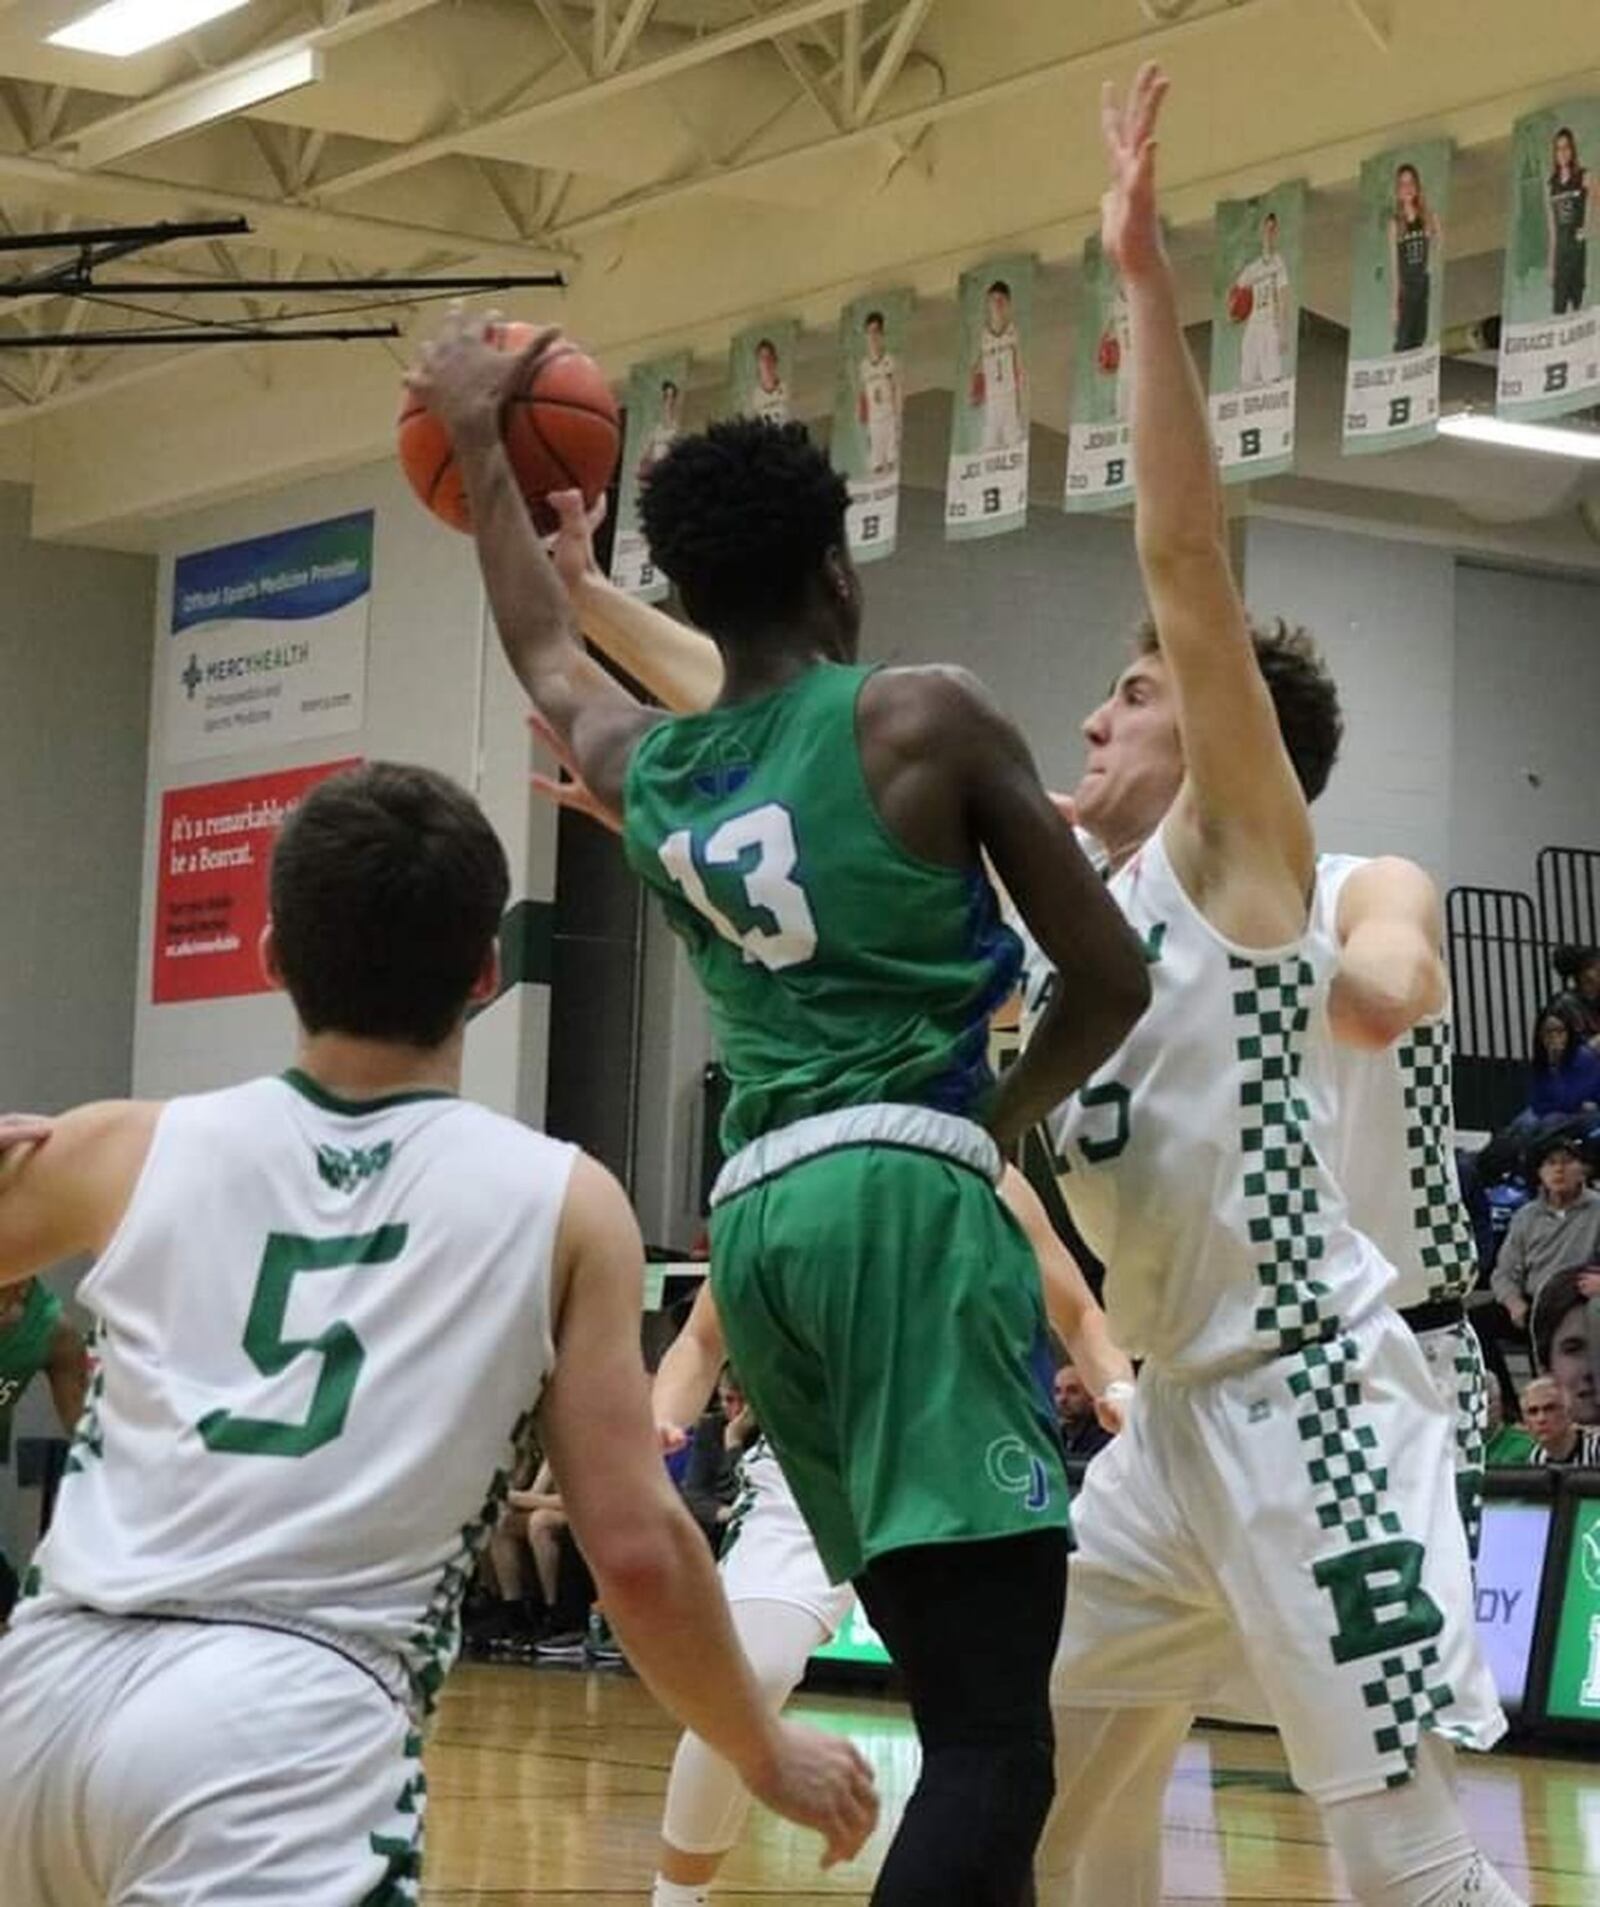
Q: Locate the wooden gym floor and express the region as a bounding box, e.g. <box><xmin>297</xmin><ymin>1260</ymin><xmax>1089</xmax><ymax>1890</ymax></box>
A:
<box><xmin>423</xmin><ymin>1662</ymin><xmax>1594</xmax><ymax>1904</ymax></box>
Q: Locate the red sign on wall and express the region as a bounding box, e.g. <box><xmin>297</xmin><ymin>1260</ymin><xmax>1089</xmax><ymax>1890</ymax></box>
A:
<box><xmin>152</xmin><ymin>760</ymin><xmax>359</xmax><ymax>1005</ymax></box>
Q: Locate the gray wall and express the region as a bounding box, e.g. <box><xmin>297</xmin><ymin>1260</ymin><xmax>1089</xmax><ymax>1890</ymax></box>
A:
<box><xmin>0</xmin><ymin>483</ymin><xmax>154</xmax><ymax>1568</ymax></box>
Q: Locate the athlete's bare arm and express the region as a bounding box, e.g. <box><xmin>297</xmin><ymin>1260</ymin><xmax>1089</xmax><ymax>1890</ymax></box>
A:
<box><xmin>406</xmin><ymin>314</ymin><xmax>664</xmax><ymax>811</ymax></box>
<box><xmin>538</xmin><ymin>1155</ymin><xmax>876</xmax><ymax>1866</ymax></box>
<box><xmin>0</xmin><ymin>1102</ymin><xmax>157</xmax><ymax>1289</ymax></box>
<box><xmin>998</xmin><ymin>1166</ymin><xmax>1133</xmax><ymax>1424</ymax></box>
<box><xmin>857</xmin><ymin>665</ymin><xmax>1150</xmax><ymax>1146</ymax></box>
<box><xmin>1105</xmin><ymin>66</ymin><xmax>1313</xmax><ymax>947</ymax></box>
<box><xmin>651</xmin><ymin>1279</ymin><xmax>727</xmax><ymax>1441</ymax></box>
<box><xmin>44</xmin><ymin>1319</ymin><xmax>88</xmax><ymax>1437</ymax></box>
<box><xmin>1328</xmin><ymin>856</ymin><xmax>1447</xmax><ymax>1050</ymax></box>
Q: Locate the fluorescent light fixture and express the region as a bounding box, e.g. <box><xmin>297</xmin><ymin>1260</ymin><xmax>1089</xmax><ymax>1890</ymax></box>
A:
<box><xmin>1437</xmin><ymin>411</ymin><xmax>1600</xmax><ymax>461</ymax></box>
<box><xmin>50</xmin><ymin>0</ymin><xmax>252</xmax><ymax>59</ymax></box>
<box><xmin>72</xmin><ymin>44</ymin><xmax>322</xmax><ymax>167</ymax></box>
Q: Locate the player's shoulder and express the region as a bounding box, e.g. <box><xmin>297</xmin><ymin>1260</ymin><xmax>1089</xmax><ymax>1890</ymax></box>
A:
<box><xmin>858</xmin><ymin>663</ymin><xmax>1007</xmax><ymax>752</ymax></box>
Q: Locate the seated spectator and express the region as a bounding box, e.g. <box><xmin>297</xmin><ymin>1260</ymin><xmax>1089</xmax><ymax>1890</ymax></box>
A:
<box><xmin>1523</xmin><ymin>1375</ymin><xmax>1600</xmax><ymax>1467</ymax></box>
<box><xmin>682</xmin><ymin>1368</ymin><xmax>755</xmax><ymax>1551</ymax></box>
<box><xmin>1489</xmin><ymin>1136</ymin><xmax>1600</xmax><ymax>1334</ymax></box>
<box><xmin>1054</xmin><ymin>1361</ymin><xmax>1112</xmax><ymax>1462</ymax></box>
<box><xmin>1483</xmin><ymin>1372</ymin><xmax>1536</xmax><ymax>1466</ymax></box>
<box><xmin>1549</xmin><ymin>944</ymin><xmax>1600</xmax><ymax>1050</ymax></box>
<box><xmin>1531</xmin><ymin>1262</ymin><xmax>1600</xmax><ymax>1427</ymax></box>
<box><xmin>1525</xmin><ymin>1004</ymin><xmax>1600</xmax><ymax>1120</ymax></box>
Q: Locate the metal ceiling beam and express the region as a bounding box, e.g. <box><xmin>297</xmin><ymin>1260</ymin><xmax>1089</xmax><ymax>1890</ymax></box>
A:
<box><xmin>852</xmin><ymin>0</ymin><xmax>934</xmax><ymax>126</ymax></box>
<box><xmin>532</xmin><ymin>0</ymin><xmax>593</xmax><ymax>77</ymax></box>
<box><xmin>601</xmin><ymin>0</ymin><xmax>660</xmax><ymax>76</ymax></box>
<box><xmin>310</xmin><ymin>0</ymin><xmax>872</xmax><ymax>203</ymax></box>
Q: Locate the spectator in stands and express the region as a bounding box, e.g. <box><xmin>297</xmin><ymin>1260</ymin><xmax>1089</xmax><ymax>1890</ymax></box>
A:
<box><xmin>1531</xmin><ymin>1261</ymin><xmax>1600</xmax><ymax>1427</ymax></box>
<box><xmin>1053</xmin><ymin>1361</ymin><xmax>1112</xmax><ymax>1461</ymax></box>
<box><xmin>1483</xmin><ymin>1371</ymin><xmax>1536</xmax><ymax>1466</ymax></box>
<box><xmin>1490</xmin><ymin>1136</ymin><xmax>1600</xmax><ymax>1332</ymax></box>
<box><xmin>1550</xmin><ymin>944</ymin><xmax>1600</xmax><ymax>1050</ymax></box>
<box><xmin>1522</xmin><ymin>1375</ymin><xmax>1600</xmax><ymax>1466</ymax></box>
<box><xmin>1525</xmin><ymin>1003</ymin><xmax>1600</xmax><ymax>1119</ymax></box>
<box><xmin>682</xmin><ymin>1368</ymin><xmax>755</xmax><ymax>1549</ymax></box>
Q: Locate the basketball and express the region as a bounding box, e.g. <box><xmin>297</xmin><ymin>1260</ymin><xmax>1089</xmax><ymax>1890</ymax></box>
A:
<box><xmin>1097</xmin><ymin>330</ymin><xmax>1121</xmax><ymax>375</ymax></box>
<box><xmin>398</xmin><ymin>322</ymin><xmax>621</xmax><ymax>535</ymax></box>
<box><xmin>1228</xmin><ymin>283</ymin><xmax>1253</xmax><ymax>323</ymax></box>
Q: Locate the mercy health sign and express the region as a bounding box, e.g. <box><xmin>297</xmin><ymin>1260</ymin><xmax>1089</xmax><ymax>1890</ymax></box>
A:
<box><xmin>153</xmin><ymin>761</ymin><xmax>358</xmax><ymax>1005</ymax></box>
<box><xmin>166</xmin><ymin>513</ymin><xmax>373</xmax><ymax>765</ymax></box>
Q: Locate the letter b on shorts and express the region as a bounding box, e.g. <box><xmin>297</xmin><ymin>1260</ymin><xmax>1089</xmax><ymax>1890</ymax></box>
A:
<box><xmin>1314</xmin><ymin>1539</ymin><xmax>1443</xmax><ymax>1665</ymax></box>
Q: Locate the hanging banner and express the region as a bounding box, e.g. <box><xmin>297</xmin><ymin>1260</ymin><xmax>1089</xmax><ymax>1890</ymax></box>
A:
<box><xmin>610</xmin><ymin>354</ymin><xmax>689</xmax><ymax>601</ymax></box>
<box><xmin>832</xmin><ymin>290</ymin><xmax>911</xmax><ymax>563</ymax></box>
<box><xmin>1497</xmin><ymin>100</ymin><xmax>1600</xmax><ymax>423</ymax></box>
<box><xmin>1209</xmin><ymin>181</ymin><xmax>1305</xmax><ymax>483</ymax></box>
<box><xmin>945</xmin><ymin>255</ymin><xmax>1035</xmax><ymax>541</ymax></box>
<box><xmin>166</xmin><ymin>512</ymin><xmax>372</xmax><ymax>766</ymax></box>
<box><xmin>728</xmin><ymin>319</ymin><xmax>800</xmax><ymax>425</ymax></box>
<box><xmin>1343</xmin><ymin>140</ymin><xmax>1454</xmax><ymax>453</ymax></box>
<box><xmin>152</xmin><ymin>759</ymin><xmax>359</xmax><ymax>1005</ymax></box>
<box><xmin>1065</xmin><ymin>237</ymin><xmax>1134</xmax><ymax>514</ymax></box>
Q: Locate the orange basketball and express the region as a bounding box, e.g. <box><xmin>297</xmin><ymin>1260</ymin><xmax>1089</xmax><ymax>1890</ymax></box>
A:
<box><xmin>1228</xmin><ymin>283</ymin><xmax>1254</xmax><ymax>324</ymax></box>
<box><xmin>398</xmin><ymin>322</ymin><xmax>621</xmax><ymax>535</ymax></box>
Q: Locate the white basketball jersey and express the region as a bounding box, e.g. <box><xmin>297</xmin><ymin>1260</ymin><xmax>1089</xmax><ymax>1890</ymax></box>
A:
<box><xmin>1305</xmin><ymin>855</ymin><xmax>1477</xmax><ymax>1312</ymax></box>
<box><xmin>982</xmin><ymin>323</ymin><xmax>1021</xmax><ymax>396</ymax></box>
<box><xmin>860</xmin><ymin>352</ymin><xmax>898</xmax><ymax>417</ymax></box>
<box><xmin>26</xmin><ymin>1073</ymin><xmax>574</xmax><ymax>1712</ymax></box>
<box><xmin>749</xmin><ymin>380</ymin><xmax>790</xmax><ymax>424</ymax></box>
<box><xmin>1025</xmin><ymin>826</ymin><xmax>1393</xmax><ymax>1377</ymax></box>
<box><xmin>1241</xmin><ymin>253</ymin><xmax>1291</xmax><ymax>330</ymax></box>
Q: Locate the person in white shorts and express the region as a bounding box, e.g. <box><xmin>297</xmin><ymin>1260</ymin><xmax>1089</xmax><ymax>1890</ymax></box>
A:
<box><xmin>0</xmin><ymin>764</ymin><xmax>875</xmax><ymax>1907</ymax></box>
<box><xmin>973</xmin><ymin>280</ymin><xmax>1026</xmax><ymax>450</ymax></box>
<box><xmin>858</xmin><ymin>311</ymin><xmax>903</xmax><ymax>475</ymax></box>
<box><xmin>645</xmin><ymin>1167</ymin><xmax>1133</xmax><ymax>1907</ymax></box>
<box><xmin>1234</xmin><ymin>209</ymin><xmax>1293</xmax><ymax>388</ymax></box>
<box><xmin>1023</xmin><ymin>69</ymin><xmax>1517</xmax><ymax>1907</ymax></box>
<box><xmin>747</xmin><ymin>339</ymin><xmax>790</xmax><ymax>424</ymax></box>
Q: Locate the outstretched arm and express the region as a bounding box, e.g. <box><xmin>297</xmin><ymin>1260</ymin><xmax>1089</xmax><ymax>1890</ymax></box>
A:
<box><xmin>406</xmin><ymin>316</ymin><xmax>662</xmax><ymax>811</ymax></box>
<box><xmin>651</xmin><ymin>1279</ymin><xmax>727</xmax><ymax>1441</ymax></box>
<box><xmin>1102</xmin><ymin>68</ymin><xmax>1313</xmax><ymax>934</ymax></box>
<box><xmin>0</xmin><ymin>1102</ymin><xmax>156</xmax><ymax>1288</ymax></box>
<box><xmin>1328</xmin><ymin>857</ymin><xmax>1447</xmax><ymax>1049</ymax></box>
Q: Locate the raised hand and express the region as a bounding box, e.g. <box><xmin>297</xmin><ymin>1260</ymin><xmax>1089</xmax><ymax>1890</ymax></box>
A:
<box><xmin>404</xmin><ymin>305</ymin><xmax>563</xmax><ymax>447</ymax></box>
<box><xmin>1099</xmin><ymin>61</ymin><xmax>1170</xmax><ymax>284</ymax></box>
<box><xmin>544</xmin><ymin>488</ymin><xmax>606</xmax><ymax>598</ymax></box>
<box><xmin>527</xmin><ymin>707</ymin><xmax>623</xmax><ymax>834</ymax></box>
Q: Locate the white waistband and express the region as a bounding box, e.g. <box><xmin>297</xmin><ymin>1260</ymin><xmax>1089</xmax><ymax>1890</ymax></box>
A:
<box><xmin>710</xmin><ymin>1103</ymin><xmax>1002</xmax><ymax>1208</ymax></box>
<box><xmin>142</xmin><ymin>1599</ymin><xmax>414</xmax><ymax>1710</ymax></box>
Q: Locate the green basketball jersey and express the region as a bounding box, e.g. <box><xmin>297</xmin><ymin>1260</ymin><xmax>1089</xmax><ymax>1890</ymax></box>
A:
<box><xmin>0</xmin><ymin>1281</ymin><xmax>62</xmax><ymax>1462</ymax></box>
<box><xmin>623</xmin><ymin>663</ymin><xmax>1022</xmax><ymax>1153</ymax></box>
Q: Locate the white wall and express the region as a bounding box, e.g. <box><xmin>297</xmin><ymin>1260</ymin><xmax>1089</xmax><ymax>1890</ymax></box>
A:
<box><xmin>131</xmin><ymin>458</ymin><xmax>557</xmax><ymax>1119</ymax></box>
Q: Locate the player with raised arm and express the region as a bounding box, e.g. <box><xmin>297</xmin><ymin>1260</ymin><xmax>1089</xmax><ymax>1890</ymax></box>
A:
<box><xmin>1029</xmin><ymin>67</ymin><xmax>1516</xmax><ymax>1907</ymax></box>
<box><xmin>0</xmin><ymin>764</ymin><xmax>875</xmax><ymax>1907</ymax></box>
<box><xmin>409</xmin><ymin>322</ymin><xmax>1150</xmax><ymax>1906</ymax></box>
<box><xmin>645</xmin><ymin>1165</ymin><xmax>1133</xmax><ymax>1907</ymax></box>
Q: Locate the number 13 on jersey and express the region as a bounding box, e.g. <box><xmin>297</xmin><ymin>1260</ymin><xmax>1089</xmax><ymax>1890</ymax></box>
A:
<box><xmin>659</xmin><ymin>802</ymin><xmax>818</xmax><ymax>972</ymax></box>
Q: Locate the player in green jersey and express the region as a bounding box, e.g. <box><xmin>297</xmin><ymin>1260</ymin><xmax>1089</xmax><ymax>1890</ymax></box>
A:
<box><xmin>0</xmin><ymin>1275</ymin><xmax>86</xmax><ymax>1620</ymax></box>
<box><xmin>413</xmin><ymin>324</ymin><xmax>1149</xmax><ymax>1907</ymax></box>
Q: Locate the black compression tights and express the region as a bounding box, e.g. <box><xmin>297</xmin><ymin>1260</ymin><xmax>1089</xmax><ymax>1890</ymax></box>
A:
<box><xmin>855</xmin><ymin>1530</ymin><xmax>1066</xmax><ymax>1907</ymax></box>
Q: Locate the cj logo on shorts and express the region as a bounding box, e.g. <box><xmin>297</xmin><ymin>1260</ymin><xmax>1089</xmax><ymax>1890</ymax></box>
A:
<box><xmin>985</xmin><ymin>1436</ymin><xmax>1051</xmax><ymax>1512</ymax></box>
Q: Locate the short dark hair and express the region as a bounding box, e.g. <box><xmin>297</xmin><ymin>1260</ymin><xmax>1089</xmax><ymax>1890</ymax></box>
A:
<box><xmin>1532</xmin><ymin>1263</ymin><xmax>1591</xmax><ymax>1374</ymax></box>
<box><xmin>1553</xmin><ymin>943</ymin><xmax>1600</xmax><ymax>985</ymax></box>
<box><xmin>755</xmin><ymin>337</ymin><xmax>778</xmax><ymax>357</ymax></box>
<box><xmin>1134</xmin><ymin>615</ymin><xmax>1343</xmax><ymax>800</ymax></box>
<box><xmin>987</xmin><ymin>279</ymin><xmax>1011</xmax><ymax>299</ymax></box>
<box><xmin>270</xmin><ymin>763</ymin><xmax>509</xmax><ymax>1048</ymax></box>
<box><xmin>640</xmin><ymin>417</ymin><xmax>849</xmax><ymax>634</ymax></box>
<box><xmin>864</xmin><ymin>310</ymin><xmax>885</xmax><ymax>329</ymax></box>
<box><xmin>660</xmin><ymin>378</ymin><xmax>678</xmax><ymax>399</ymax></box>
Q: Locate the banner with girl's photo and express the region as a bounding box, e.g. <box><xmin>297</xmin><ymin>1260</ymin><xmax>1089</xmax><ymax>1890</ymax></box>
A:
<box><xmin>1065</xmin><ymin>237</ymin><xmax>1134</xmax><ymax>514</ymax></box>
<box><xmin>609</xmin><ymin>353</ymin><xmax>689</xmax><ymax>600</ymax></box>
<box><xmin>1497</xmin><ymin>99</ymin><xmax>1600</xmax><ymax>423</ymax></box>
<box><xmin>832</xmin><ymin>290</ymin><xmax>911</xmax><ymax>563</ymax></box>
<box><xmin>728</xmin><ymin>319</ymin><xmax>800</xmax><ymax>425</ymax></box>
<box><xmin>1209</xmin><ymin>179</ymin><xmax>1306</xmax><ymax>483</ymax></box>
<box><xmin>1343</xmin><ymin>140</ymin><xmax>1453</xmax><ymax>453</ymax></box>
<box><xmin>945</xmin><ymin>254</ymin><xmax>1035</xmax><ymax>541</ymax></box>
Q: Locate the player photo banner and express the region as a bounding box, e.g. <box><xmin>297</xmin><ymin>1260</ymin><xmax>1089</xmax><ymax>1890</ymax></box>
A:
<box><xmin>610</xmin><ymin>353</ymin><xmax>689</xmax><ymax>600</ymax></box>
<box><xmin>945</xmin><ymin>254</ymin><xmax>1035</xmax><ymax>541</ymax></box>
<box><xmin>728</xmin><ymin>319</ymin><xmax>801</xmax><ymax>426</ymax></box>
<box><xmin>1065</xmin><ymin>237</ymin><xmax>1134</xmax><ymax>514</ymax></box>
<box><xmin>1497</xmin><ymin>99</ymin><xmax>1600</xmax><ymax>423</ymax></box>
<box><xmin>1343</xmin><ymin>140</ymin><xmax>1454</xmax><ymax>454</ymax></box>
<box><xmin>1209</xmin><ymin>180</ymin><xmax>1306</xmax><ymax>483</ymax></box>
<box><xmin>833</xmin><ymin>290</ymin><xmax>911</xmax><ymax>563</ymax></box>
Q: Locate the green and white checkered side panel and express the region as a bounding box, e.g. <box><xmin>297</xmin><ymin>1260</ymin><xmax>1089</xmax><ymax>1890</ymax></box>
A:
<box><xmin>1396</xmin><ymin>1023</ymin><xmax>1477</xmax><ymax>1304</ymax></box>
<box><xmin>1231</xmin><ymin>956</ymin><xmax>1333</xmax><ymax>1351</ymax></box>
<box><xmin>61</xmin><ymin>1322</ymin><xmax>106</xmax><ymax>1480</ymax></box>
<box><xmin>1360</xmin><ymin>1642</ymin><xmax>1458</xmax><ymax>1779</ymax></box>
<box><xmin>361</xmin><ymin>1728</ymin><xmax>425</xmax><ymax>1906</ymax></box>
<box><xmin>1451</xmin><ymin>1326</ymin><xmax>1488</xmax><ymax>1561</ymax></box>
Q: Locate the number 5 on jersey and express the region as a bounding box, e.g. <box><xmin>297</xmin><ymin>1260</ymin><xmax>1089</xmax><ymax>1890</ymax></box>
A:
<box><xmin>659</xmin><ymin>802</ymin><xmax>818</xmax><ymax>972</ymax></box>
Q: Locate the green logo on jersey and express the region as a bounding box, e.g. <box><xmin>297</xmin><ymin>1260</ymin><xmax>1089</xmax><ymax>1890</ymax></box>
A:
<box><xmin>315</xmin><ymin>1141</ymin><xmax>394</xmax><ymax>1193</ymax></box>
